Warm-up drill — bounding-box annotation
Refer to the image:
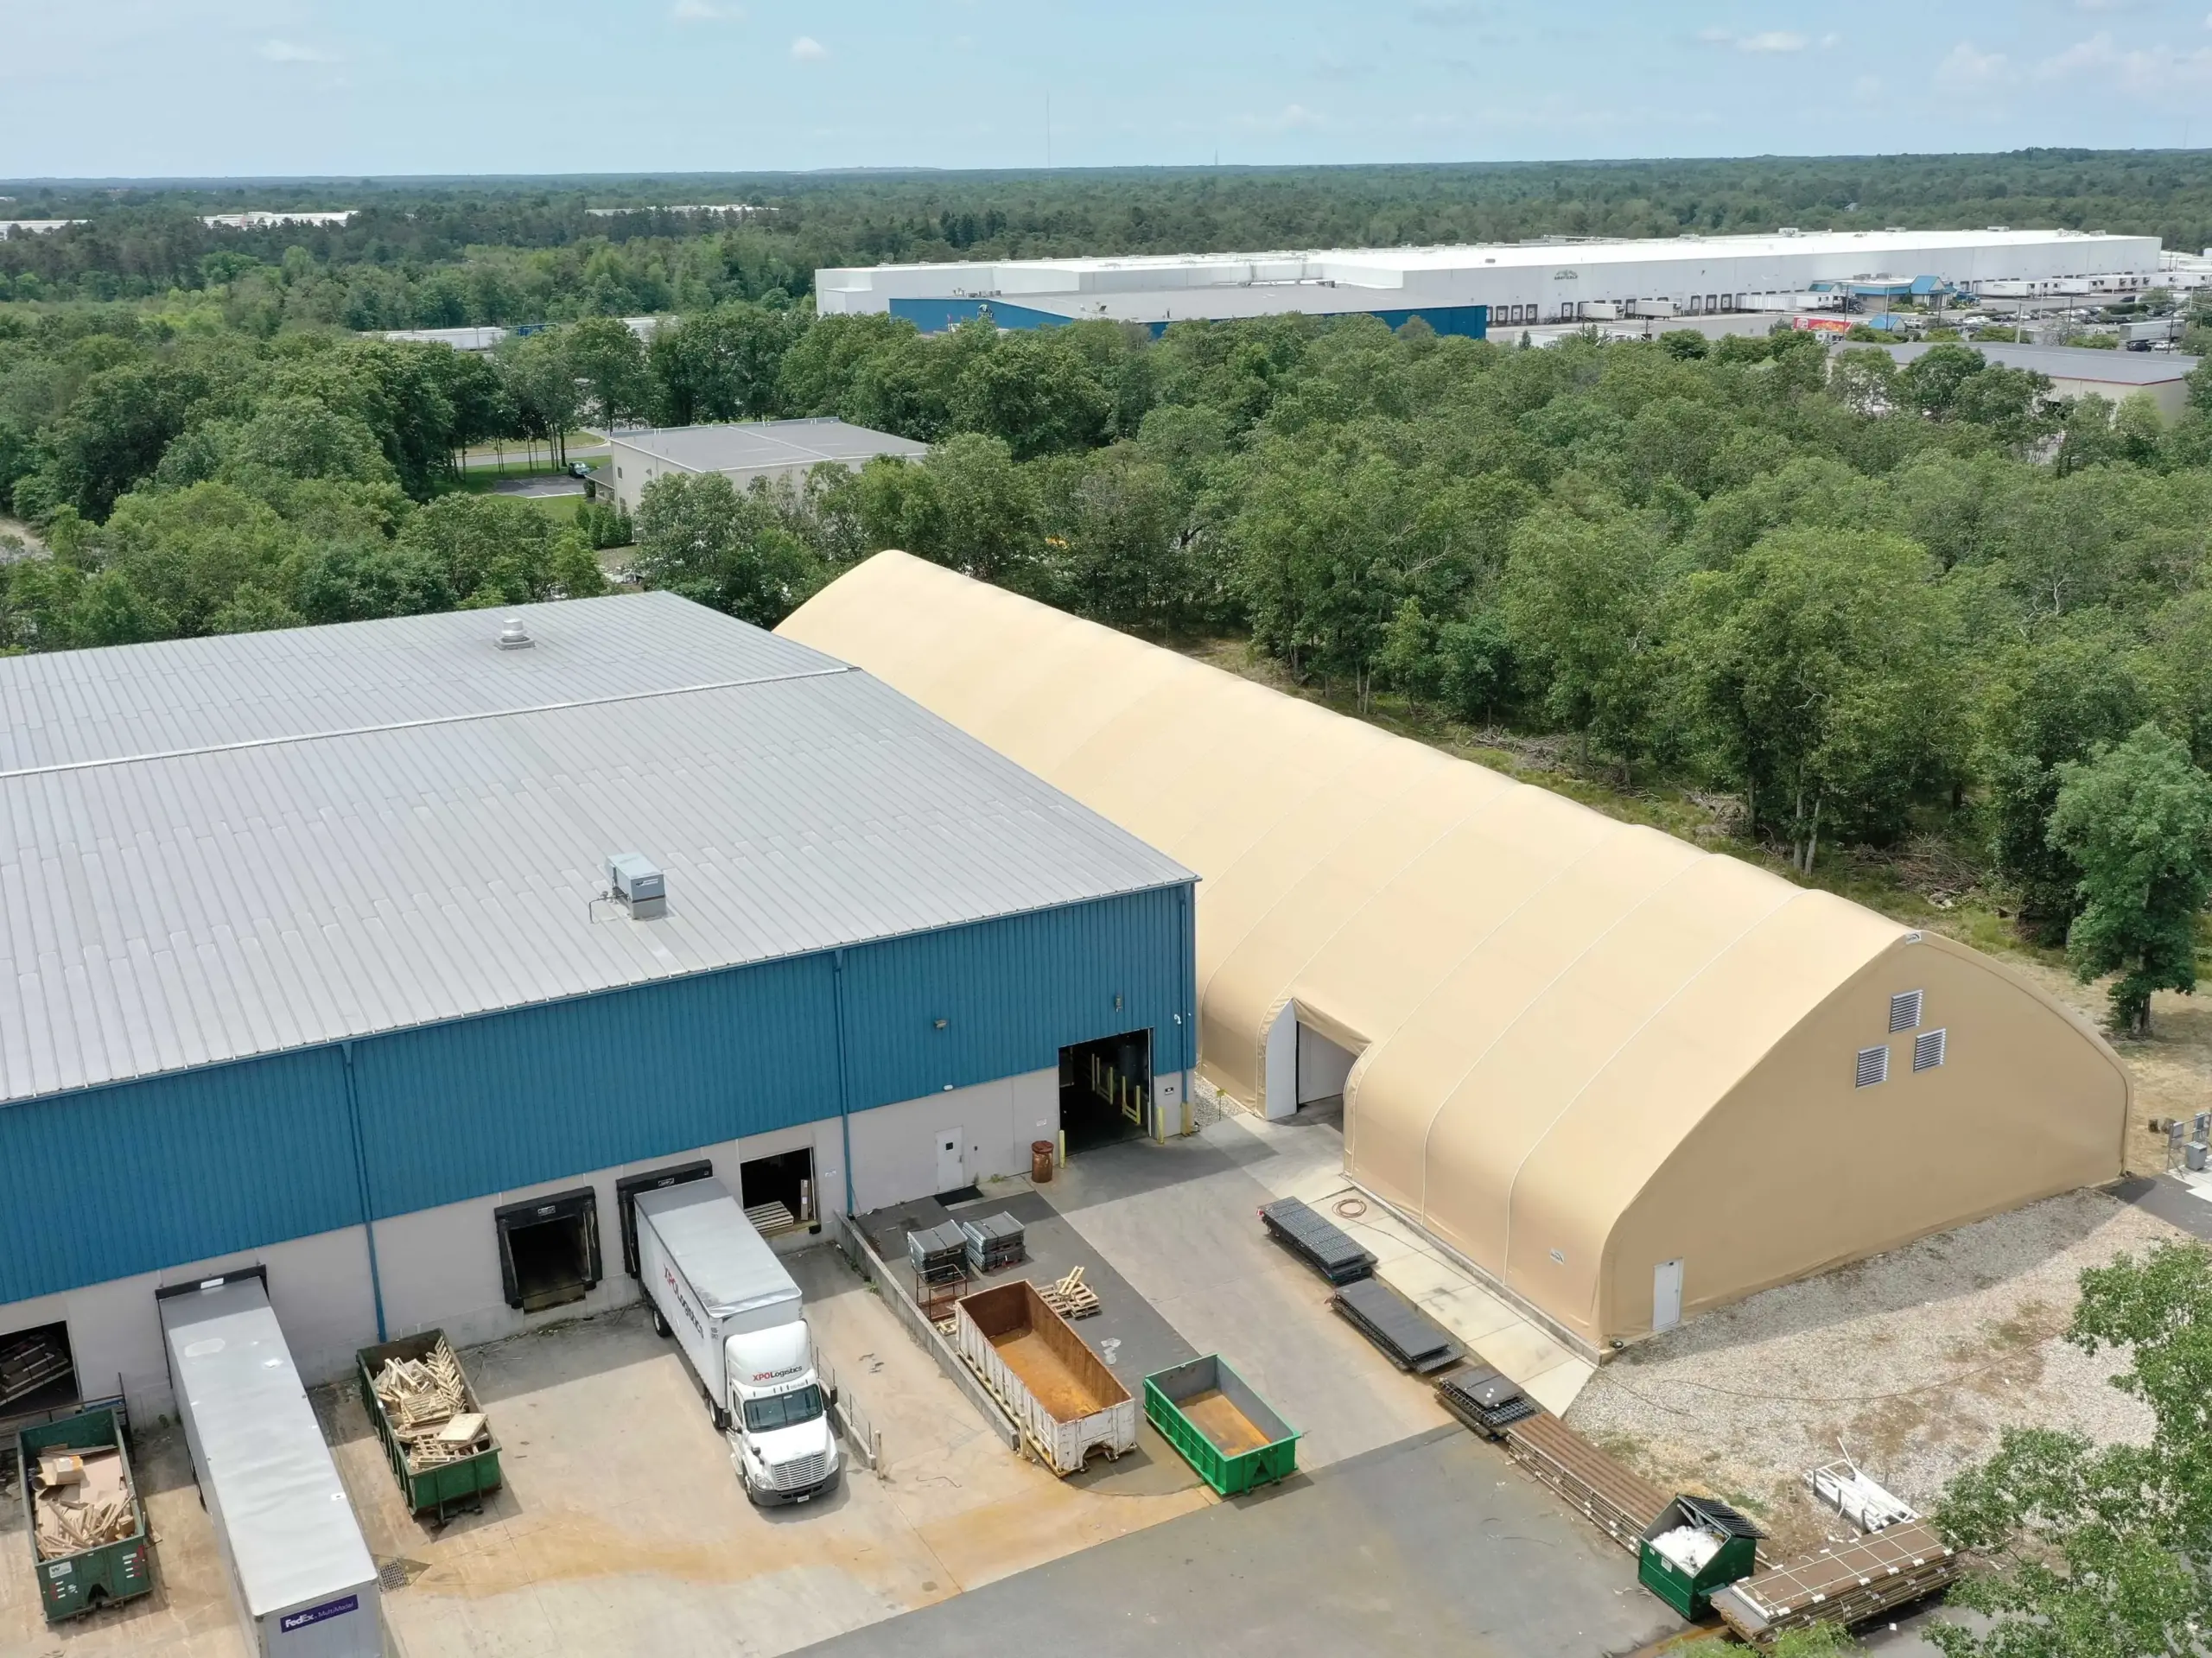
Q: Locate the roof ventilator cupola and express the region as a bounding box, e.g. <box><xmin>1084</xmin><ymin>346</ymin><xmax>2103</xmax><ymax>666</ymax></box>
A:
<box><xmin>607</xmin><ymin>853</ymin><xmax>666</xmax><ymax>918</ymax></box>
<box><xmin>497</xmin><ymin>617</ymin><xmax>534</xmax><ymax>651</ymax></box>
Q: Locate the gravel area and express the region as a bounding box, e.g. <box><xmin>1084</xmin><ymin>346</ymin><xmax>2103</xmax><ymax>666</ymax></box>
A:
<box><xmin>1566</xmin><ymin>1189</ymin><xmax>2185</xmax><ymax>1555</ymax></box>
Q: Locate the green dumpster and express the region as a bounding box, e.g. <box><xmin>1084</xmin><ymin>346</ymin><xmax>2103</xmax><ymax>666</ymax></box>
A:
<box><xmin>1143</xmin><ymin>1356</ymin><xmax>1300</xmax><ymax>1496</ymax></box>
<box><xmin>357</xmin><ymin>1331</ymin><xmax>503</xmax><ymax>1522</ymax></box>
<box><xmin>16</xmin><ymin>1406</ymin><xmax>153</xmax><ymax>1623</ymax></box>
<box><xmin>1638</xmin><ymin>1494</ymin><xmax>1764</xmax><ymax>1618</ymax></box>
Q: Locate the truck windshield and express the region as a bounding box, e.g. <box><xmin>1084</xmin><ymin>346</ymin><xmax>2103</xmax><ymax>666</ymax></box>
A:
<box><xmin>741</xmin><ymin>1384</ymin><xmax>824</xmax><ymax>1434</ymax></box>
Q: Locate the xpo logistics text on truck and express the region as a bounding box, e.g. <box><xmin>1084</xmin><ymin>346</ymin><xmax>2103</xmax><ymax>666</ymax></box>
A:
<box><xmin>634</xmin><ymin>1178</ymin><xmax>839</xmax><ymax>1506</ymax></box>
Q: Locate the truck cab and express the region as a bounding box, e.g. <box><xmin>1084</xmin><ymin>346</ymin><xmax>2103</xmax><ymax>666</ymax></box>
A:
<box><xmin>723</xmin><ymin>1324</ymin><xmax>837</xmax><ymax>1505</ymax></box>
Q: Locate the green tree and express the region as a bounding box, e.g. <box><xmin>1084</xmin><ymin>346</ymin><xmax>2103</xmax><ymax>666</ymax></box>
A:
<box><xmin>908</xmin><ymin>434</ymin><xmax>1039</xmax><ymax>588</ymax></box>
<box><xmin>1980</xmin><ymin>620</ymin><xmax>2148</xmax><ymax>942</ymax></box>
<box><xmin>1500</xmin><ymin>504</ymin><xmax>1672</xmax><ymax>772</ymax></box>
<box><xmin>498</xmin><ymin>332</ymin><xmax>582</xmax><ymax>465</ymax></box>
<box><xmin>1034</xmin><ymin>443</ymin><xmax>1187</xmax><ymax>632</ymax></box>
<box><xmin>1681</xmin><ymin>528</ymin><xmax>1961</xmax><ymax>871</ymax></box>
<box><xmin>564</xmin><ymin>317</ymin><xmax>650</xmax><ymax>433</ymax></box>
<box><xmin>631</xmin><ymin>471</ymin><xmax>825</xmax><ymax>627</ymax></box>
<box><xmin>2046</xmin><ymin>723</ymin><xmax>2212</xmax><ymax>1037</ymax></box>
<box><xmin>648</xmin><ymin>302</ymin><xmax>799</xmax><ymax>425</ymax></box>
<box><xmin>395</xmin><ymin>494</ymin><xmax>563</xmax><ymax>607</ymax></box>
<box><xmin>1933</xmin><ymin>1241</ymin><xmax>2212</xmax><ymax>1658</ymax></box>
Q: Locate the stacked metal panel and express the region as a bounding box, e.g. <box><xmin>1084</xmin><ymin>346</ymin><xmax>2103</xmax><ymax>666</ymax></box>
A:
<box><xmin>1330</xmin><ymin>1277</ymin><xmax>1460</xmax><ymax>1373</ymax></box>
<box><xmin>1258</xmin><ymin>1197</ymin><xmax>1376</xmax><ymax>1286</ymax></box>
<box><xmin>1713</xmin><ymin>1520</ymin><xmax>1963</xmax><ymax>1646</ymax></box>
<box><xmin>959</xmin><ymin>1212</ymin><xmax>1026</xmax><ymax>1273</ymax></box>
<box><xmin>1434</xmin><ymin>1365</ymin><xmax>1539</xmax><ymax>1438</ymax></box>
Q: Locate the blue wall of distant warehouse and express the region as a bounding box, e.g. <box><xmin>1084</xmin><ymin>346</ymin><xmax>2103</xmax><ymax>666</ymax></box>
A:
<box><xmin>0</xmin><ymin>886</ymin><xmax>1195</xmax><ymax>1306</ymax></box>
<box><xmin>890</xmin><ymin>296</ymin><xmax>1487</xmax><ymax>340</ymax></box>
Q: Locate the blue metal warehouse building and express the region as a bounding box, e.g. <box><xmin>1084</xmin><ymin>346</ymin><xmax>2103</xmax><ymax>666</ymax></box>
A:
<box><xmin>0</xmin><ymin>594</ymin><xmax>1196</xmax><ymax>1414</ymax></box>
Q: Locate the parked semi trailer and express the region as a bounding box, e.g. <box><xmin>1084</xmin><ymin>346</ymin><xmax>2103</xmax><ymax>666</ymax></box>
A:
<box><xmin>635</xmin><ymin>1177</ymin><xmax>838</xmax><ymax>1506</ymax></box>
<box><xmin>955</xmin><ymin>1280</ymin><xmax>1135</xmax><ymax>1475</ymax></box>
<box><xmin>16</xmin><ymin>1404</ymin><xmax>152</xmax><ymax>1623</ymax></box>
<box><xmin>159</xmin><ymin>1270</ymin><xmax>381</xmax><ymax>1657</ymax></box>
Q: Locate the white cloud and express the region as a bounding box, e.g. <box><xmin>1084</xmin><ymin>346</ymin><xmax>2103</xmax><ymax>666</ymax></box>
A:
<box><xmin>790</xmin><ymin>35</ymin><xmax>828</xmax><ymax>60</ymax></box>
<box><xmin>1700</xmin><ymin>28</ymin><xmax>1809</xmax><ymax>52</ymax></box>
<box><xmin>1411</xmin><ymin>0</ymin><xmax>1484</xmax><ymax>25</ymax></box>
<box><xmin>2037</xmin><ymin>30</ymin><xmax>2212</xmax><ymax>94</ymax></box>
<box><xmin>1934</xmin><ymin>40</ymin><xmax>2011</xmax><ymax>92</ymax></box>
<box><xmin>1821</xmin><ymin>31</ymin><xmax>1842</xmax><ymax>48</ymax></box>
<box><xmin>671</xmin><ymin>0</ymin><xmax>741</xmax><ymax>20</ymax></box>
<box><xmin>258</xmin><ymin>39</ymin><xmax>336</xmax><ymax>63</ymax></box>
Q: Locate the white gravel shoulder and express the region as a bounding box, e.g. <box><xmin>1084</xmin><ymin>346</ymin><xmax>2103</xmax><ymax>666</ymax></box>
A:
<box><xmin>1564</xmin><ymin>1189</ymin><xmax>2183</xmax><ymax>1553</ymax></box>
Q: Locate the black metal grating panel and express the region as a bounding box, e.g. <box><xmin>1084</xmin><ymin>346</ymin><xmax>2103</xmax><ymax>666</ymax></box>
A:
<box><xmin>1259</xmin><ymin>1197</ymin><xmax>1376</xmax><ymax>1286</ymax></box>
<box><xmin>1332</xmin><ymin>1275</ymin><xmax>1461</xmax><ymax>1373</ymax></box>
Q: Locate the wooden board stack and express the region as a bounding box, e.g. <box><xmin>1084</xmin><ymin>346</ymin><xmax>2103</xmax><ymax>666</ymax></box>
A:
<box><xmin>32</xmin><ymin>1449</ymin><xmax>135</xmax><ymax>1560</ymax></box>
<box><xmin>372</xmin><ymin>1339</ymin><xmax>493</xmax><ymax>1471</ymax></box>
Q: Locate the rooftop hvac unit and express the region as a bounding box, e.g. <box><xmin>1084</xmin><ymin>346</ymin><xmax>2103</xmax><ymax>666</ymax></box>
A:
<box><xmin>607</xmin><ymin>853</ymin><xmax>666</xmax><ymax>918</ymax></box>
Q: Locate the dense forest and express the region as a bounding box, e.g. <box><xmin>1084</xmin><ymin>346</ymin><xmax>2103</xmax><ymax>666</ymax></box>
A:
<box><xmin>6</xmin><ymin>148</ymin><xmax>2212</xmax><ymax>1028</ymax></box>
<box><xmin>6</xmin><ymin>149</ymin><xmax>2212</xmax><ymax>320</ymax></box>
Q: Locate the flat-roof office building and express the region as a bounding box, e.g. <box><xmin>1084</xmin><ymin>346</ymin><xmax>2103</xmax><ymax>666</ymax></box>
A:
<box><xmin>0</xmin><ymin>594</ymin><xmax>1194</xmax><ymax>1418</ymax></box>
<box><xmin>605</xmin><ymin>419</ymin><xmax>929</xmax><ymax>516</ymax></box>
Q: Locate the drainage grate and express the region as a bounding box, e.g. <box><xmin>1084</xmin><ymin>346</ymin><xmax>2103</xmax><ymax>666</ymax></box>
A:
<box><xmin>377</xmin><ymin>1558</ymin><xmax>423</xmax><ymax>1592</ymax></box>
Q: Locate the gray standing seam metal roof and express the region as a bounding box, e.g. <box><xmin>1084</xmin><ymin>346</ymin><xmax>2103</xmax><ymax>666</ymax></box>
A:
<box><xmin>0</xmin><ymin>593</ymin><xmax>1192</xmax><ymax>1106</ymax></box>
<box><xmin>613</xmin><ymin>418</ymin><xmax>930</xmax><ymax>475</ymax></box>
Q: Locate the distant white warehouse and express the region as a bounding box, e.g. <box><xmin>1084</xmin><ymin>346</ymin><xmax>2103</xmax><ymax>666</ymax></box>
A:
<box><xmin>817</xmin><ymin>228</ymin><xmax>2164</xmax><ymax>337</ymax></box>
<box><xmin>607</xmin><ymin>417</ymin><xmax>928</xmax><ymax>515</ymax></box>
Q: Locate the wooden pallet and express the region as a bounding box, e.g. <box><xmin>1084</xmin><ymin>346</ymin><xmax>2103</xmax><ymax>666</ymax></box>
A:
<box><xmin>1038</xmin><ymin>1267</ymin><xmax>1100</xmax><ymax>1320</ymax></box>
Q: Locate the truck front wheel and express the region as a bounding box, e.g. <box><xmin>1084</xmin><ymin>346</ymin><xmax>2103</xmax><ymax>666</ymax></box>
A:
<box><xmin>711</xmin><ymin>1400</ymin><xmax>731</xmax><ymax>1432</ymax></box>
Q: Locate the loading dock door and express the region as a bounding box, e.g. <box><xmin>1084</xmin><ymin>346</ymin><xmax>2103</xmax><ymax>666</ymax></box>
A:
<box><xmin>614</xmin><ymin>1160</ymin><xmax>714</xmax><ymax>1277</ymax></box>
<box><xmin>495</xmin><ymin>1187</ymin><xmax>603</xmax><ymax>1312</ymax></box>
<box><xmin>1058</xmin><ymin>1029</ymin><xmax>1153</xmax><ymax>1154</ymax></box>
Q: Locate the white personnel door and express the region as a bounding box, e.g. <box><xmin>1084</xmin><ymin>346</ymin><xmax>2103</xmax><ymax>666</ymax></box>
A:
<box><xmin>935</xmin><ymin>1128</ymin><xmax>965</xmax><ymax>1191</ymax></box>
<box><xmin>1653</xmin><ymin>1259</ymin><xmax>1684</xmax><ymax>1333</ymax></box>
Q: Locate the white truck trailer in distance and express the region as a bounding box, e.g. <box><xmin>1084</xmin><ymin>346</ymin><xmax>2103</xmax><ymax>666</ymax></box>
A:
<box><xmin>634</xmin><ymin>1178</ymin><xmax>839</xmax><ymax>1505</ymax></box>
<box><xmin>157</xmin><ymin>1271</ymin><xmax>381</xmax><ymax>1657</ymax></box>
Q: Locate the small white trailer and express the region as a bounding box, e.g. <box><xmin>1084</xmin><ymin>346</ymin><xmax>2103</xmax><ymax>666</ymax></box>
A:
<box><xmin>158</xmin><ymin>1271</ymin><xmax>381</xmax><ymax>1658</ymax></box>
<box><xmin>954</xmin><ymin>1280</ymin><xmax>1135</xmax><ymax>1476</ymax></box>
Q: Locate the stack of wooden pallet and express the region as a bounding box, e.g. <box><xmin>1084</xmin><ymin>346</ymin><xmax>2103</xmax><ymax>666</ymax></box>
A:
<box><xmin>32</xmin><ymin>1449</ymin><xmax>135</xmax><ymax>1558</ymax></box>
<box><xmin>1039</xmin><ymin>1266</ymin><xmax>1100</xmax><ymax>1320</ymax></box>
<box><xmin>371</xmin><ymin>1340</ymin><xmax>492</xmax><ymax>1471</ymax></box>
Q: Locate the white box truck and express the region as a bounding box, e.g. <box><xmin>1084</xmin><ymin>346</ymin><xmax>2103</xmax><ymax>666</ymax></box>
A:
<box><xmin>634</xmin><ymin>1178</ymin><xmax>839</xmax><ymax>1506</ymax></box>
<box><xmin>157</xmin><ymin>1271</ymin><xmax>380</xmax><ymax>1658</ymax></box>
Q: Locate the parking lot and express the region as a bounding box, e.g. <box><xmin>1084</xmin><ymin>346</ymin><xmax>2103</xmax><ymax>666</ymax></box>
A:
<box><xmin>0</xmin><ymin>1105</ymin><xmax>1689</xmax><ymax>1657</ymax></box>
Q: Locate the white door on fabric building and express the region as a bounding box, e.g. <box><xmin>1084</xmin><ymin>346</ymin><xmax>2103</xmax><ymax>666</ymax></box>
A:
<box><xmin>935</xmin><ymin>1128</ymin><xmax>964</xmax><ymax>1192</ymax></box>
<box><xmin>1653</xmin><ymin>1259</ymin><xmax>1684</xmax><ymax>1333</ymax></box>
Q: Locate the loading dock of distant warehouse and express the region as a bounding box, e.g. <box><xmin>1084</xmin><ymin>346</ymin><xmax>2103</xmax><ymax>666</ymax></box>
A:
<box><xmin>0</xmin><ymin>592</ymin><xmax>1197</xmax><ymax>1422</ymax></box>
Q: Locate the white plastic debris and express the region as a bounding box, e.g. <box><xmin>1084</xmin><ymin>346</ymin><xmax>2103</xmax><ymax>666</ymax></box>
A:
<box><xmin>1650</xmin><ymin>1523</ymin><xmax>1722</xmax><ymax>1574</ymax></box>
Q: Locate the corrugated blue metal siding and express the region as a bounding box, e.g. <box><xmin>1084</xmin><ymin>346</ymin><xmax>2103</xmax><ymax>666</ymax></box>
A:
<box><xmin>0</xmin><ymin>1047</ymin><xmax>360</xmax><ymax>1305</ymax></box>
<box><xmin>352</xmin><ymin>954</ymin><xmax>841</xmax><ymax>1219</ymax></box>
<box><xmin>0</xmin><ymin>885</ymin><xmax>1195</xmax><ymax>1305</ymax></box>
<box><xmin>837</xmin><ymin>887</ymin><xmax>1192</xmax><ymax>1110</ymax></box>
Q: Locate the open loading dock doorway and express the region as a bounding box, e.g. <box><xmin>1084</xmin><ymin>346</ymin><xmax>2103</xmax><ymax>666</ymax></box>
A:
<box><xmin>1060</xmin><ymin>1029</ymin><xmax>1153</xmax><ymax>1156</ymax></box>
<box><xmin>0</xmin><ymin>1319</ymin><xmax>79</xmax><ymax>1425</ymax></box>
<box><xmin>740</xmin><ymin>1147</ymin><xmax>817</xmax><ymax>1237</ymax></box>
<box><xmin>495</xmin><ymin>1187</ymin><xmax>603</xmax><ymax>1312</ymax></box>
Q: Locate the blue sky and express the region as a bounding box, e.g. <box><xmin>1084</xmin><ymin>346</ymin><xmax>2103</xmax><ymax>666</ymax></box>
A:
<box><xmin>3</xmin><ymin>0</ymin><xmax>2212</xmax><ymax>178</ymax></box>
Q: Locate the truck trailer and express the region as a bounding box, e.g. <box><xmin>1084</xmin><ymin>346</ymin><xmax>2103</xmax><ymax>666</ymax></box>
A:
<box><xmin>158</xmin><ymin>1272</ymin><xmax>381</xmax><ymax>1658</ymax></box>
<box><xmin>634</xmin><ymin>1178</ymin><xmax>838</xmax><ymax>1505</ymax></box>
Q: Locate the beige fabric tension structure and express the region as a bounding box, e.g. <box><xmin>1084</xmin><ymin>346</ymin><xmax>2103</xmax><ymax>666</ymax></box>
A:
<box><xmin>782</xmin><ymin>552</ymin><xmax>2130</xmax><ymax>1351</ymax></box>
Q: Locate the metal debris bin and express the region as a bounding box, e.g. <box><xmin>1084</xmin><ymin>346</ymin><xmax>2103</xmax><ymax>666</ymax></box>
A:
<box><xmin>357</xmin><ymin>1331</ymin><xmax>503</xmax><ymax>1522</ymax></box>
<box><xmin>1638</xmin><ymin>1494</ymin><xmax>1764</xmax><ymax>1618</ymax></box>
<box><xmin>16</xmin><ymin>1406</ymin><xmax>151</xmax><ymax>1623</ymax></box>
<box><xmin>1144</xmin><ymin>1355</ymin><xmax>1300</xmax><ymax>1496</ymax></box>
